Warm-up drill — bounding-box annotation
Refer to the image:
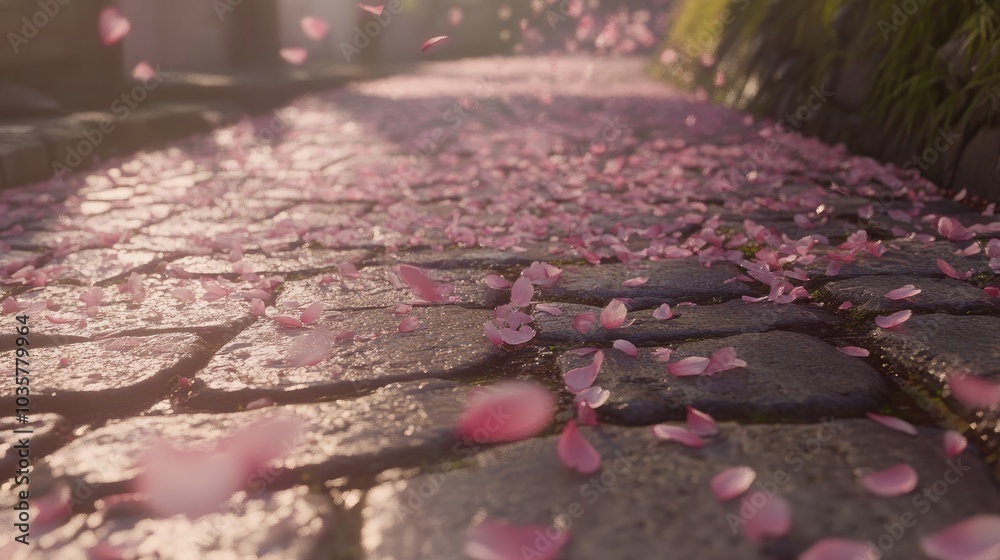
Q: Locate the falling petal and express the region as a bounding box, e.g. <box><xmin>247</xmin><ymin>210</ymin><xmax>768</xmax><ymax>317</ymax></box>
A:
<box><xmin>576</xmin><ymin>401</ymin><xmax>599</xmax><ymax>426</ymax></box>
<box><xmin>652</xmin><ymin>303</ymin><xmax>673</xmax><ymax>320</ymax></box>
<box><xmin>300</xmin><ymin>16</ymin><xmax>330</xmax><ymax>41</ymax></box>
<box><xmin>710</xmin><ymin>466</ymin><xmax>756</xmax><ymax>502</ymax></box>
<box><xmin>280</xmin><ymin>47</ymin><xmax>308</xmax><ymax>66</ymax></box>
<box><xmin>686</xmin><ymin>406</ymin><xmax>718</xmax><ymax>436</ymax></box>
<box><xmin>455</xmin><ymin>381</ymin><xmax>555</xmax><ymax>443</ymax></box>
<box><xmin>741</xmin><ymin>492</ymin><xmax>791</xmax><ymax>542</ymax></box>
<box><xmin>651</xmin><ymin>425</ymin><xmax>703</xmax><ymax>448</ymax></box>
<box><xmin>421</xmin><ymin>35</ymin><xmax>449</xmax><ymax>52</ymax></box>
<box><xmin>600</xmin><ymin>299</ymin><xmax>628</xmax><ymax>329</ymax></box>
<box><xmin>99</xmin><ymin>7</ymin><xmax>130</xmax><ymax>46</ymax></box>
<box><xmin>358</xmin><ymin>3</ymin><xmax>384</xmax><ymax>16</ymax></box>
<box><xmin>944</xmin><ymin>431</ymin><xmax>968</xmax><ymax>458</ymax></box>
<box><xmin>799</xmin><ymin>538</ymin><xmax>880</xmax><ymax>560</ymax></box>
<box><xmin>885</xmin><ymin>284</ymin><xmax>921</xmax><ymax>300</ymax></box>
<box><xmin>875</xmin><ymin>310</ymin><xmax>911</xmax><ymax>329</ymax></box>
<box><xmin>398</xmin><ymin>264</ymin><xmax>444</xmax><ymax>302</ymax></box>
<box><xmin>398</xmin><ymin>316</ymin><xmax>420</xmax><ymax>332</ymax></box>
<box><xmin>465</xmin><ymin>520</ymin><xmax>569</xmax><ymax>560</ymax></box>
<box><xmin>286</xmin><ymin>327</ymin><xmax>333</xmax><ymax>367</ymax></box>
<box><xmin>837</xmin><ymin>346</ymin><xmax>870</xmax><ymax>357</ymax></box>
<box><xmin>866</xmin><ymin>412</ymin><xmax>917</xmax><ymax>436</ymax></box>
<box><xmin>861</xmin><ymin>463</ymin><xmax>918</xmax><ymax>497</ymax></box>
<box><xmin>612</xmin><ymin>339</ymin><xmax>638</xmax><ymax>357</ymax></box>
<box><xmin>131</xmin><ymin>62</ymin><xmax>156</xmax><ymax>81</ymax></box>
<box><xmin>919</xmin><ymin>514</ymin><xmax>1000</xmax><ymax>560</ymax></box>
<box><xmin>948</xmin><ymin>372</ymin><xmax>1000</xmax><ymax>409</ymax></box>
<box><xmin>485</xmin><ymin>274</ymin><xmax>510</xmax><ymax>289</ymax></box>
<box><xmin>557</xmin><ymin>420</ymin><xmax>601</xmax><ymax>474</ymax></box>
<box><xmin>299</xmin><ymin>302</ymin><xmax>323</xmax><ymax>324</ymax></box>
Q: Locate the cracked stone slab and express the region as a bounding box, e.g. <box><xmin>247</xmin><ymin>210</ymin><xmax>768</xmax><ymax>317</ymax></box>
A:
<box><xmin>534</xmin><ymin>300</ymin><xmax>839</xmax><ymax>344</ymax></box>
<box><xmin>0</xmin><ymin>278</ymin><xmax>253</xmax><ymax>348</ymax></box>
<box><xmin>537</xmin><ymin>259</ymin><xmax>754</xmax><ymax>307</ymax></box>
<box><xmin>168</xmin><ymin>248</ymin><xmax>371</xmax><ymax>276</ymax></box>
<box><xmin>0</xmin><ymin>413</ymin><xmax>68</xmax><ymax>475</ymax></box>
<box><xmin>873</xmin><ymin>314</ymin><xmax>1000</xmax><ymax>384</ymax></box>
<box><xmin>7</xmin><ymin>486</ymin><xmax>332</xmax><ymax>560</ymax></box>
<box><xmin>276</xmin><ymin>267</ymin><xmax>500</xmax><ymax>311</ymax></box>
<box><xmin>37</xmin><ymin>379</ymin><xmax>468</xmax><ymax>491</ymax></box>
<box><xmin>557</xmin><ymin>331</ymin><xmax>889</xmax><ymax>424</ymax></box>
<box><xmin>362</xmin><ymin>420</ymin><xmax>1000</xmax><ymax>560</ymax></box>
<box><xmin>818</xmin><ymin>275</ymin><xmax>999</xmax><ymax>315</ymax></box>
<box><xmin>812</xmin><ymin>240</ymin><xmax>993</xmax><ymax>279</ymax></box>
<box><xmin>0</xmin><ymin>334</ymin><xmax>207</xmax><ymax>416</ymax></box>
<box><xmin>193</xmin><ymin>306</ymin><xmax>497</xmax><ymax>403</ymax></box>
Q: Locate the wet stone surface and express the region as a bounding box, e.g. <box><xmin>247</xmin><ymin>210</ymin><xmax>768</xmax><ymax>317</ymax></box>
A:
<box><xmin>537</xmin><ymin>259</ymin><xmax>754</xmax><ymax>307</ymax></box>
<box><xmin>0</xmin><ymin>334</ymin><xmax>207</xmax><ymax>416</ymax></box>
<box><xmin>192</xmin><ymin>306</ymin><xmax>497</xmax><ymax>402</ymax></box>
<box><xmin>812</xmin><ymin>240</ymin><xmax>993</xmax><ymax>279</ymax></box>
<box><xmin>818</xmin><ymin>275</ymin><xmax>1000</xmax><ymax>315</ymax></box>
<box><xmin>39</xmin><ymin>380</ymin><xmax>469</xmax><ymax>491</ymax></box>
<box><xmin>0</xmin><ymin>413</ymin><xmax>69</xmax><ymax>474</ymax></box>
<box><xmin>11</xmin><ymin>487</ymin><xmax>334</xmax><ymax>560</ymax></box>
<box><xmin>46</xmin><ymin>249</ymin><xmax>160</xmax><ymax>286</ymax></box>
<box><xmin>557</xmin><ymin>331</ymin><xmax>890</xmax><ymax>425</ymax></box>
<box><xmin>363</xmin><ymin>420</ymin><xmax>1000</xmax><ymax>560</ymax></box>
<box><xmin>873</xmin><ymin>314</ymin><xmax>1000</xmax><ymax>383</ymax></box>
<box><xmin>534</xmin><ymin>300</ymin><xmax>839</xmax><ymax>344</ymax></box>
<box><xmin>168</xmin><ymin>248</ymin><xmax>371</xmax><ymax>276</ymax></box>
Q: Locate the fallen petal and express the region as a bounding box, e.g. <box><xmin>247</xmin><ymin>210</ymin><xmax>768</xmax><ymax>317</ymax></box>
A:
<box><xmin>861</xmin><ymin>463</ymin><xmax>919</xmax><ymax>497</ymax></box>
<box><xmin>800</xmin><ymin>538</ymin><xmax>880</xmax><ymax>560</ymax></box>
<box><xmin>837</xmin><ymin>346</ymin><xmax>870</xmax><ymax>357</ymax></box>
<box><xmin>299</xmin><ymin>302</ymin><xmax>323</xmax><ymax>324</ymax></box>
<box><xmin>741</xmin><ymin>492</ymin><xmax>791</xmax><ymax>542</ymax></box>
<box><xmin>398</xmin><ymin>316</ymin><xmax>420</xmax><ymax>332</ymax></box>
<box><xmin>920</xmin><ymin>514</ymin><xmax>1000</xmax><ymax>560</ymax></box>
<box><xmin>557</xmin><ymin>420</ymin><xmax>601</xmax><ymax>474</ymax></box>
<box><xmin>686</xmin><ymin>405</ymin><xmax>719</xmax><ymax>436</ymax></box>
<box><xmin>465</xmin><ymin>520</ymin><xmax>569</xmax><ymax>560</ymax></box>
<box><xmin>612</xmin><ymin>339</ymin><xmax>638</xmax><ymax>357</ymax></box>
<box><xmin>667</xmin><ymin>356</ymin><xmax>710</xmax><ymax>377</ymax></box>
<box><xmin>652</xmin><ymin>303</ymin><xmax>673</xmax><ymax>320</ymax></box>
<box><xmin>710</xmin><ymin>466</ymin><xmax>756</xmax><ymax>502</ymax></box>
<box><xmin>572</xmin><ymin>312</ymin><xmax>597</xmax><ymax>334</ymax></box>
<box><xmin>885</xmin><ymin>284</ymin><xmax>921</xmax><ymax>300</ymax></box>
<box><xmin>866</xmin><ymin>412</ymin><xmax>917</xmax><ymax>436</ymax></box>
<box><xmin>651</xmin><ymin>424</ymin><xmax>703</xmax><ymax>448</ymax></box>
<box><xmin>875</xmin><ymin>310</ymin><xmax>911</xmax><ymax>329</ymax></box>
<box><xmin>421</xmin><ymin>35</ymin><xmax>449</xmax><ymax>51</ymax></box>
<box><xmin>564</xmin><ymin>351</ymin><xmax>603</xmax><ymax>392</ymax></box>
<box><xmin>944</xmin><ymin>431</ymin><xmax>968</xmax><ymax>458</ymax></box>
<box><xmin>600</xmin><ymin>299</ymin><xmax>628</xmax><ymax>329</ymax></box>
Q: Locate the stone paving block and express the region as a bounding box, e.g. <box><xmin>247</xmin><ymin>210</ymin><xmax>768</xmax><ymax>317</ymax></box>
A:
<box><xmin>0</xmin><ymin>278</ymin><xmax>254</xmax><ymax>348</ymax></box>
<box><xmin>38</xmin><ymin>379</ymin><xmax>469</xmax><ymax>490</ymax></box>
<box><xmin>812</xmin><ymin>240</ymin><xmax>993</xmax><ymax>279</ymax></box>
<box><xmin>169</xmin><ymin>248</ymin><xmax>371</xmax><ymax>277</ymax></box>
<box><xmin>47</xmin><ymin>249</ymin><xmax>159</xmax><ymax>285</ymax></box>
<box><xmin>0</xmin><ymin>130</ymin><xmax>51</xmax><ymax>187</ymax></box>
<box><xmin>818</xmin><ymin>275</ymin><xmax>999</xmax><ymax>315</ymax></box>
<box><xmin>0</xmin><ymin>413</ymin><xmax>68</xmax><ymax>475</ymax></box>
<box><xmin>557</xmin><ymin>331</ymin><xmax>889</xmax><ymax>424</ymax></box>
<box><xmin>8</xmin><ymin>486</ymin><xmax>333</xmax><ymax>560</ymax></box>
<box><xmin>362</xmin><ymin>421</ymin><xmax>1000</xmax><ymax>560</ymax></box>
<box><xmin>534</xmin><ymin>299</ymin><xmax>839</xmax><ymax>344</ymax></box>
<box><xmin>0</xmin><ymin>333</ymin><xmax>207</xmax><ymax>416</ymax></box>
<box><xmin>537</xmin><ymin>259</ymin><xmax>754</xmax><ymax>307</ymax></box>
<box><xmin>192</xmin><ymin>306</ymin><xmax>497</xmax><ymax>403</ymax></box>
<box><xmin>276</xmin><ymin>266</ymin><xmax>500</xmax><ymax>310</ymax></box>
<box><xmin>384</xmin><ymin>245</ymin><xmax>569</xmax><ymax>270</ymax></box>
<box><xmin>873</xmin><ymin>314</ymin><xmax>1000</xmax><ymax>383</ymax></box>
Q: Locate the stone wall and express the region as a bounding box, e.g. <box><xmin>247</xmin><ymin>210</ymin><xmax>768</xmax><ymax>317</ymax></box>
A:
<box><xmin>656</xmin><ymin>0</ymin><xmax>1000</xmax><ymax>204</ymax></box>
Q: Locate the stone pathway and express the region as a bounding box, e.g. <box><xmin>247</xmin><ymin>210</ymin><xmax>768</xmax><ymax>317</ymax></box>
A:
<box><xmin>1</xmin><ymin>57</ymin><xmax>999</xmax><ymax>559</ymax></box>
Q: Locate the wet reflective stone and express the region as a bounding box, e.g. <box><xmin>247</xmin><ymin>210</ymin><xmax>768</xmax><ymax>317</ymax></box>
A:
<box><xmin>818</xmin><ymin>275</ymin><xmax>999</xmax><ymax>315</ymax></box>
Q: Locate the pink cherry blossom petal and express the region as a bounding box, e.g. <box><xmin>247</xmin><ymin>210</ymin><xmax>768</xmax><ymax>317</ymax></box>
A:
<box><xmin>944</xmin><ymin>431</ymin><xmax>968</xmax><ymax>458</ymax></box>
<box><xmin>131</xmin><ymin>62</ymin><xmax>156</xmax><ymax>81</ymax></box>
<box><xmin>455</xmin><ymin>381</ymin><xmax>555</xmax><ymax>443</ymax></box>
<box><xmin>600</xmin><ymin>299</ymin><xmax>628</xmax><ymax>329</ymax></box>
<box><xmin>919</xmin><ymin>514</ymin><xmax>1000</xmax><ymax>560</ymax></box>
<box><xmin>534</xmin><ymin>303</ymin><xmax>562</xmax><ymax>315</ymax></box>
<box><xmin>800</xmin><ymin>538</ymin><xmax>880</xmax><ymax>560</ymax></box>
<box><xmin>704</xmin><ymin>346</ymin><xmax>747</xmax><ymax>375</ymax></box>
<box><xmin>484</xmin><ymin>321</ymin><xmax>504</xmax><ymax>346</ymax></box>
<box><xmin>572</xmin><ymin>312</ymin><xmax>597</xmax><ymax>334</ymax></box>
<box><xmin>861</xmin><ymin>463</ymin><xmax>918</xmax><ymax>497</ymax></box>
<box><xmin>398</xmin><ymin>316</ymin><xmax>420</xmax><ymax>332</ymax></box>
<box><xmin>421</xmin><ymin>35</ymin><xmax>449</xmax><ymax>52</ymax></box>
<box><xmin>510</xmin><ymin>277</ymin><xmax>534</xmax><ymax>307</ymax></box>
<box><xmin>357</xmin><ymin>3</ymin><xmax>384</xmax><ymax>16</ymax></box>
<box><xmin>300</xmin><ymin>16</ymin><xmax>330</xmax><ymax>41</ymax></box>
<box><xmin>398</xmin><ymin>265</ymin><xmax>444</xmax><ymax>302</ymax></box>
<box><xmin>485</xmin><ymin>274</ymin><xmax>510</xmax><ymax>289</ymax></box>
<box><xmin>612</xmin><ymin>339</ymin><xmax>638</xmax><ymax>357</ymax></box>
<box><xmin>98</xmin><ymin>7</ymin><xmax>130</xmax><ymax>46</ymax></box>
<box><xmin>948</xmin><ymin>372</ymin><xmax>1000</xmax><ymax>409</ymax></box>
<box><xmin>465</xmin><ymin>520</ymin><xmax>569</xmax><ymax>560</ymax></box>
<box><xmin>557</xmin><ymin>420</ymin><xmax>601</xmax><ymax>474</ymax></box>
<box><xmin>866</xmin><ymin>412</ymin><xmax>918</xmax><ymax>436</ymax></box>
<box><xmin>650</xmin><ymin>424</ymin><xmax>703</xmax><ymax>448</ymax></box>
<box><xmin>245</xmin><ymin>398</ymin><xmax>273</xmax><ymax>411</ymax></box>
<box><xmin>564</xmin><ymin>351</ymin><xmax>603</xmax><ymax>391</ymax></box>
<box><xmin>576</xmin><ymin>401</ymin><xmax>599</xmax><ymax>426</ymax></box>
<box><xmin>837</xmin><ymin>301</ymin><xmax>854</xmax><ymax>311</ymax></box>
<box><xmin>875</xmin><ymin>310</ymin><xmax>912</xmax><ymax>329</ymax></box>
<box><xmin>938</xmin><ymin>259</ymin><xmax>972</xmax><ymax>280</ymax></box>
<box><xmin>741</xmin><ymin>492</ymin><xmax>791</xmax><ymax>542</ymax></box>
<box><xmin>279</xmin><ymin>48</ymin><xmax>308</xmax><ymax>66</ymax></box>
<box><xmin>286</xmin><ymin>327</ymin><xmax>333</xmax><ymax>367</ymax></box>
<box><xmin>250</xmin><ymin>298</ymin><xmax>266</xmax><ymax>317</ymax></box>
<box><xmin>500</xmin><ymin>325</ymin><xmax>535</xmax><ymax>345</ymax></box>
<box><xmin>574</xmin><ymin>386</ymin><xmax>610</xmax><ymax>408</ymax></box>
<box><xmin>621</xmin><ymin>276</ymin><xmax>648</xmax><ymax>287</ymax></box>
<box><xmin>885</xmin><ymin>284</ymin><xmax>921</xmax><ymax>300</ymax></box>
<box><xmin>686</xmin><ymin>406</ymin><xmax>718</xmax><ymax>437</ymax></box>
<box><xmin>299</xmin><ymin>302</ymin><xmax>323</xmax><ymax>324</ymax></box>
<box><xmin>274</xmin><ymin>315</ymin><xmax>304</xmax><ymax>328</ymax></box>
<box><xmin>651</xmin><ymin>348</ymin><xmax>674</xmax><ymax>362</ymax></box>
<box><xmin>710</xmin><ymin>466</ymin><xmax>756</xmax><ymax>502</ymax></box>
<box><xmin>652</xmin><ymin>303</ymin><xmax>673</xmax><ymax>320</ymax></box>
<box><xmin>837</xmin><ymin>346</ymin><xmax>870</xmax><ymax>357</ymax></box>
<box><xmin>667</xmin><ymin>356</ymin><xmax>710</xmax><ymax>377</ymax></box>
